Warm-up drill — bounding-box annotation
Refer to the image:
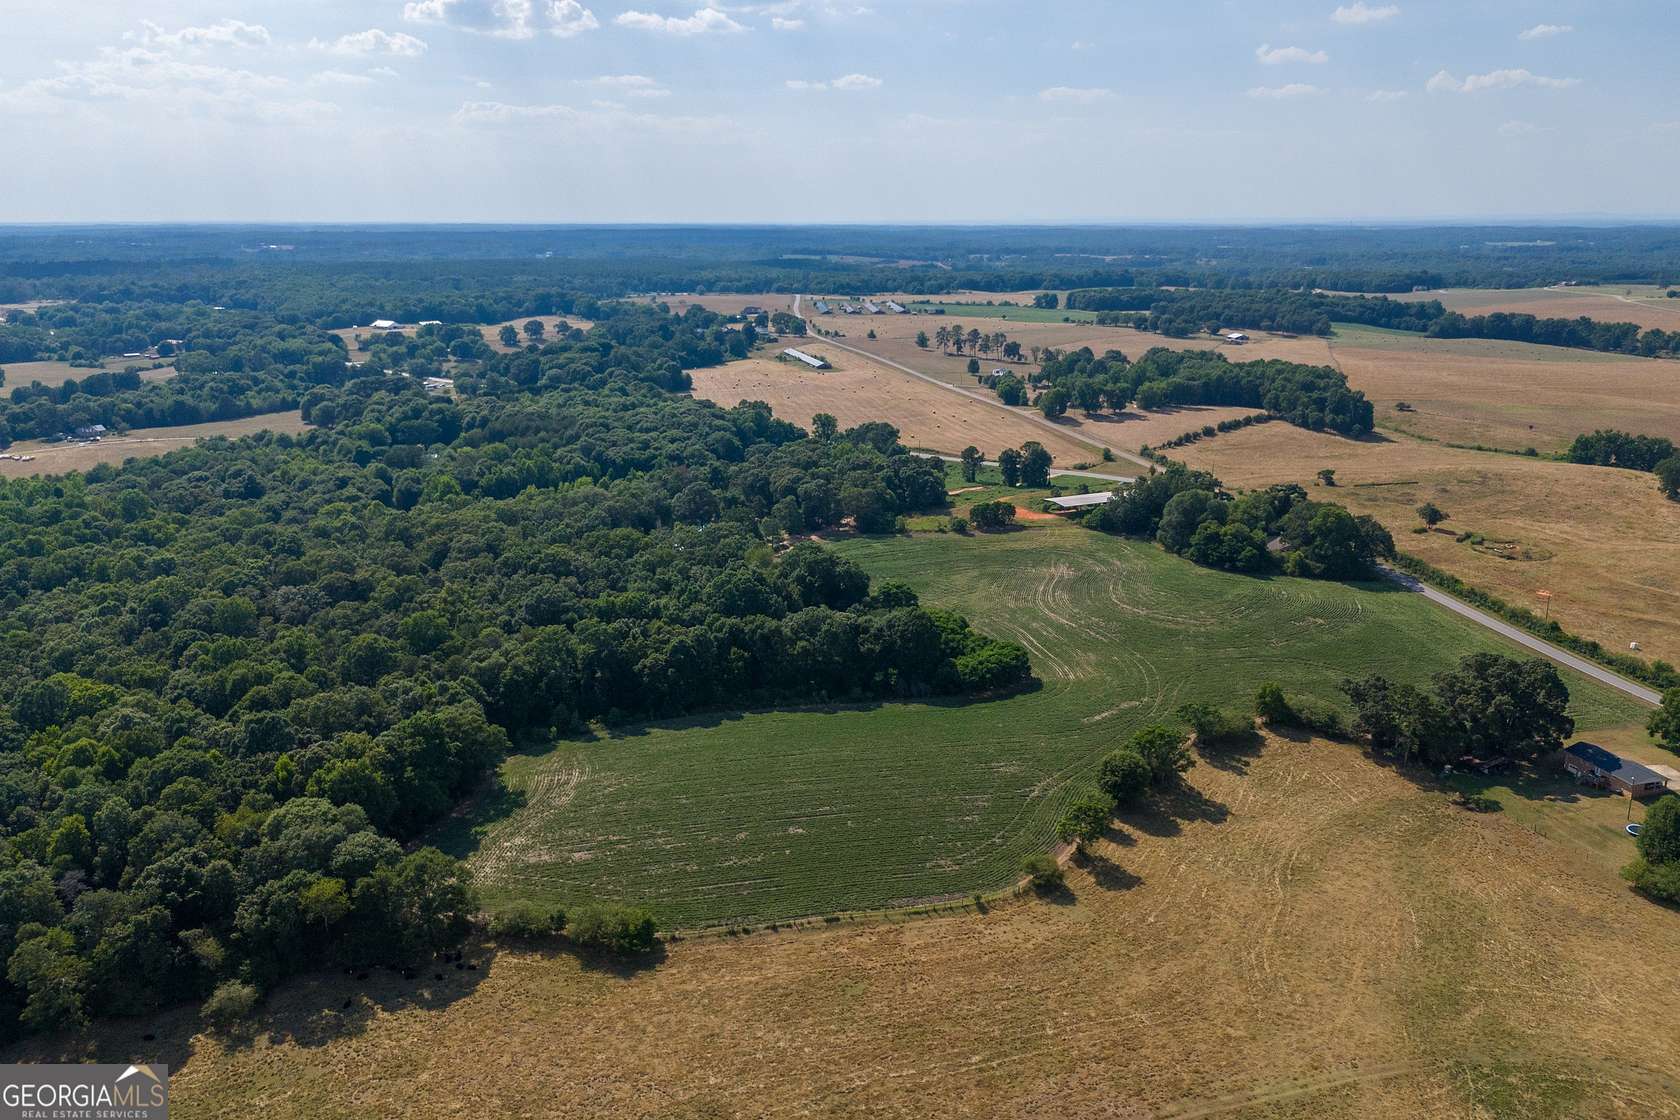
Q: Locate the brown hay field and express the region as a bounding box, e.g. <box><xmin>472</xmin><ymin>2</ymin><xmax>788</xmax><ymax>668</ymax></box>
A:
<box><xmin>1326</xmin><ymin>325</ymin><xmax>1680</xmax><ymax>450</ymax></box>
<box><xmin>0</xmin><ymin>359</ymin><xmax>176</xmax><ymax>390</ymax></box>
<box><xmin>478</xmin><ymin>314</ymin><xmax>596</xmax><ymax>352</ymax></box>
<box><xmin>1395</xmin><ymin>286</ymin><xmax>1680</xmax><ymax>333</ymax></box>
<box><xmin>822</xmin><ymin>303</ymin><xmax>1324</xmax><ymax>391</ymax></box>
<box><xmin>0</xmin><ymin>411</ymin><xmax>311</xmax><ymax>479</ymax></box>
<box><xmin>64</xmin><ymin>735</ymin><xmax>1680</xmax><ymax>1119</ymax></box>
<box><xmin>689</xmin><ymin>349</ymin><xmax>1099</xmax><ymax>466</ymax></box>
<box><xmin>1173</xmin><ymin>424</ymin><xmax>1680</xmax><ymax>664</ymax></box>
<box><xmin>660</xmin><ymin>292</ymin><xmax>797</xmax><ymax>317</ymax></box>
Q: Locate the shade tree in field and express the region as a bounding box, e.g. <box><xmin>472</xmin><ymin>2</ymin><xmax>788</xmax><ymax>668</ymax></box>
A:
<box><xmin>959</xmin><ymin>445</ymin><xmax>983</xmax><ymax>483</ymax></box>
<box><xmin>1056</xmin><ymin>790</ymin><xmax>1115</xmax><ymax>855</ymax></box>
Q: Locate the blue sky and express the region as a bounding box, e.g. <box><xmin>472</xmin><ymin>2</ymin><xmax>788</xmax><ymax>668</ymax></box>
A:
<box><xmin>2</xmin><ymin>0</ymin><xmax>1675</xmax><ymax>222</ymax></box>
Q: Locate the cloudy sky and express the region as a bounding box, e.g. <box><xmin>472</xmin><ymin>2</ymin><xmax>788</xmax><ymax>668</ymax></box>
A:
<box><xmin>2</xmin><ymin>0</ymin><xmax>1675</xmax><ymax>223</ymax></box>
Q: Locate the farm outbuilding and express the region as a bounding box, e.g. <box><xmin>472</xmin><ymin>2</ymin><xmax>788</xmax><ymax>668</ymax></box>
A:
<box><xmin>1045</xmin><ymin>492</ymin><xmax>1116</xmax><ymax>512</ymax></box>
<box><xmin>782</xmin><ymin>348</ymin><xmax>830</xmax><ymax>370</ymax></box>
<box><xmin>1223</xmin><ymin>331</ymin><xmax>1249</xmax><ymax>343</ymax></box>
<box><xmin>1559</xmin><ymin>742</ymin><xmax>1669</xmax><ymax>798</ymax></box>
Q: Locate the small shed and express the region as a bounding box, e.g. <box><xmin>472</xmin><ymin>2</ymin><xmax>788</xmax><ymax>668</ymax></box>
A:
<box><xmin>1223</xmin><ymin>331</ymin><xmax>1249</xmax><ymax>344</ymax></box>
<box><xmin>1560</xmin><ymin>742</ymin><xmax>1668</xmax><ymax>798</ymax></box>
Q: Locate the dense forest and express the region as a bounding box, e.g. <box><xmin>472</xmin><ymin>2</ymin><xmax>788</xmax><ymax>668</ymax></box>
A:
<box><xmin>0</xmin><ymin>306</ymin><xmax>1030</xmax><ymax>1039</ymax></box>
<box><xmin>1033</xmin><ymin>346</ymin><xmax>1374</xmax><ymax>436</ymax></box>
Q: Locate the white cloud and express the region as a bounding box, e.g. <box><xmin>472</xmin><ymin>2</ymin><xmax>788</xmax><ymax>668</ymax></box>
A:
<box><xmin>404</xmin><ymin>0</ymin><xmax>597</xmax><ymax>39</ymax></box>
<box><xmin>1331</xmin><ymin>3</ymin><xmax>1399</xmax><ymax>25</ymax></box>
<box><xmin>547</xmin><ymin>1</ymin><xmax>601</xmax><ymax>37</ymax></box>
<box><xmin>1256</xmin><ymin>44</ymin><xmax>1328</xmax><ymax>65</ymax></box>
<box><xmin>1498</xmin><ymin>120</ymin><xmax>1550</xmax><ymax>136</ymax></box>
<box><xmin>1366</xmin><ymin>88</ymin><xmax>1408</xmax><ymax>102</ymax></box>
<box><xmin>787</xmin><ymin>73</ymin><xmax>881</xmax><ymax>91</ymax></box>
<box><xmin>0</xmin><ymin>46</ymin><xmax>336</xmax><ymax>125</ymax></box>
<box><xmin>1519</xmin><ymin>23</ymin><xmax>1572</xmax><ymax>40</ymax></box>
<box><xmin>1071</xmin><ymin>39</ymin><xmax>1095</xmax><ymax>51</ymax></box>
<box><xmin>132</xmin><ymin>20</ymin><xmax>271</xmax><ymax>51</ymax></box>
<box><xmin>1427</xmin><ymin>68</ymin><xmax>1579</xmax><ymax>93</ymax></box>
<box><xmin>771</xmin><ymin>17</ymin><xmax>805</xmax><ymax>30</ymax></box>
<box><xmin>451</xmin><ymin>100</ymin><xmax>734</xmax><ymax>138</ymax></box>
<box><xmin>1039</xmin><ymin>86</ymin><xmax>1113</xmax><ymax>104</ymax></box>
<box><xmin>616</xmin><ymin>7</ymin><xmax>746</xmax><ymax>34</ymax></box>
<box><xmin>309</xmin><ymin>70</ymin><xmax>377</xmax><ymax>86</ymax></box>
<box><xmin>311</xmin><ymin>30</ymin><xmax>429</xmax><ymax>57</ymax></box>
<box><xmin>580</xmin><ymin>74</ymin><xmax>670</xmax><ymax>98</ymax></box>
<box><xmin>1246</xmin><ymin>83</ymin><xmax>1325</xmax><ymax>99</ymax></box>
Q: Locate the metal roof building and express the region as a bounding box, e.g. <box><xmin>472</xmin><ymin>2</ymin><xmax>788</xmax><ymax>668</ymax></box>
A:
<box><xmin>1046</xmin><ymin>492</ymin><xmax>1116</xmax><ymax>511</ymax></box>
<box><xmin>782</xmin><ymin>348</ymin><xmax>829</xmax><ymax>370</ymax></box>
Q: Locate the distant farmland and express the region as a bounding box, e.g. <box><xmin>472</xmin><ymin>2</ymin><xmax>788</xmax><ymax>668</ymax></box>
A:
<box><xmin>0</xmin><ymin>411</ymin><xmax>311</xmax><ymax>478</ymax></box>
<box><xmin>448</xmin><ymin>521</ymin><xmax>1646</xmax><ymax>929</ymax></box>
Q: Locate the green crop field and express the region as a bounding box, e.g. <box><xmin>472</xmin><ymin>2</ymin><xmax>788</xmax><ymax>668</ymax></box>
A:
<box><xmin>907</xmin><ymin>301</ymin><xmax>1100</xmax><ymax>323</ymax></box>
<box><xmin>444</xmin><ymin>522</ymin><xmax>1648</xmax><ymax>929</ymax></box>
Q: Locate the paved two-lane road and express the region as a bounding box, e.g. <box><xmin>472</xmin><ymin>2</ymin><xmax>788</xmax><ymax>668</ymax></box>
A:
<box><xmin>1383</xmin><ymin>569</ymin><xmax>1662</xmax><ymax>707</ymax></box>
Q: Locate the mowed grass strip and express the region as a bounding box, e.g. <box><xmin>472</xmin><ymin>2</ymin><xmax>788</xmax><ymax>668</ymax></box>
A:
<box><xmin>453</xmin><ymin>522</ymin><xmax>1647</xmax><ymax>928</ymax></box>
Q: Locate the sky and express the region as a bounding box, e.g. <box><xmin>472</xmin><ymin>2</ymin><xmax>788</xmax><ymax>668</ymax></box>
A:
<box><xmin>2</xmin><ymin>0</ymin><xmax>1676</xmax><ymax>224</ymax></box>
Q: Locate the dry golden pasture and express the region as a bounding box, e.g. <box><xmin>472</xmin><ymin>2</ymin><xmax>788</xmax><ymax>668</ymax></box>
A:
<box><xmin>689</xmin><ymin>349</ymin><xmax>1099</xmax><ymax>466</ymax></box>
<box><xmin>0</xmin><ymin>412</ymin><xmax>311</xmax><ymax>479</ymax></box>
<box><xmin>95</xmin><ymin>736</ymin><xmax>1680</xmax><ymax>1119</ymax></box>
<box><xmin>0</xmin><ymin>359</ymin><xmax>176</xmax><ymax>390</ymax></box>
<box><xmin>662</xmin><ymin>292</ymin><xmax>797</xmax><ymax>318</ymax></box>
<box><xmin>1396</xmin><ymin>285</ymin><xmax>1680</xmax><ymax>333</ymax></box>
<box><xmin>1328</xmin><ymin>325</ymin><xmax>1680</xmax><ymax>451</ymax></box>
<box><xmin>478</xmin><ymin>315</ymin><xmax>595</xmax><ymax>352</ymax></box>
<box><xmin>1174</xmin><ymin>424</ymin><xmax>1680</xmax><ymax>665</ymax></box>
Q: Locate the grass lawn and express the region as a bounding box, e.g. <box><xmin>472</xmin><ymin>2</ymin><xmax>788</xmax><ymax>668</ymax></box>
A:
<box><xmin>908</xmin><ymin>301</ymin><xmax>1100</xmax><ymax>323</ymax></box>
<box><xmin>445</xmin><ymin>520</ymin><xmax>1648</xmax><ymax>929</ymax></box>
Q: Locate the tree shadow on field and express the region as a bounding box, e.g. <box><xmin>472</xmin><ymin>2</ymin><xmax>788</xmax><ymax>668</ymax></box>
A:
<box><xmin>1194</xmin><ymin>731</ymin><xmax>1265</xmax><ymax>776</ymax></box>
<box><xmin>1120</xmin><ymin>784</ymin><xmax>1231</xmax><ymax>838</ymax></box>
<box><xmin>1030</xmin><ymin>879</ymin><xmax>1079</xmax><ymax>907</ymax></box>
<box><xmin>1080</xmin><ymin>850</ymin><xmax>1143</xmax><ymax>892</ymax></box>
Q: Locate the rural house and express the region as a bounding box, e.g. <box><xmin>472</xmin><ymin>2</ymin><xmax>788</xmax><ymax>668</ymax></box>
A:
<box><xmin>1559</xmin><ymin>742</ymin><xmax>1669</xmax><ymax>798</ymax></box>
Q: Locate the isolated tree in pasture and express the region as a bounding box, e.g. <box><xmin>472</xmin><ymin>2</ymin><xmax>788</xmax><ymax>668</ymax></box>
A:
<box><xmin>1417</xmin><ymin>502</ymin><xmax>1448</xmax><ymax>528</ymax></box>
<box><xmin>935</xmin><ymin>325</ymin><xmax>951</xmax><ymax>351</ymax></box>
<box><xmin>959</xmin><ymin>445</ymin><xmax>983</xmax><ymax>482</ymax></box>
<box><xmin>811</xmin><ymin>412</ymin><xmax>839</xmax><ymax>441</ymax></box>
<box><xmin>967</xmin><ymin>357</ymin><xmax>980</xmax><ymax>375</ymax></box>
<box><xmin>998</xmin><ymin>447</ymin><xmax>1023</xmax><ymax>487</ymax></box>
<box><xmin>1003</xmin><ymin>340</ymin><xmax>1023</xmax><ymax>361</ymax></box>
<box><xmin>498</xmin><ymin>325</ymin><xmax>519</xmax><ymax>346</ymax></box>
<box><xmin>1020</xmin><ymin>442</ymin><xmax>1052</xmax><ymax>487</ymax></box>
<box><xmin>916</xmin><ymin>330</ymin><xmax>930</xmax><ymax>348</ymax></box>
<box><xmin>968</xmin><ymin>500</ymin><xmax>1016</xmax><ymax>531</ymax></box>
<box><xmin>523</xmin><ymin>319</ymin><xmax>545</xmax><ymax>340</ymax></box>
<box><xmin>1317</xmin><ymin>468</ymin><xmax>1336</xmax><ymax>487</ymax></box>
